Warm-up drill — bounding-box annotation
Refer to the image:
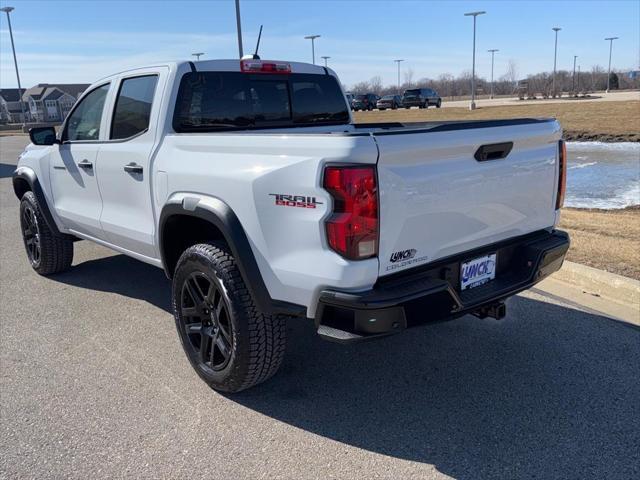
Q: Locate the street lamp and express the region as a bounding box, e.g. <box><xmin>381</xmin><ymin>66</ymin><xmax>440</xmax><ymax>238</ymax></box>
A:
<box><xmin>304</xmin><ymin>35</ymin><xmax>321</xmax><ymax>64</ymax></box>
<box><xmin>572</xmin><ymin>55</ymin><xmax>577</xmax><ymax>92</ymax></box>
<box><xmin>321</xmin><ymin>56</ymin><xmax>330</xmax><ymax>67</ymax></box>
<box><xmin>394</xmin><ymin>59</ymin><xmax>404</xmax><ymax>94</ymax></box>
<box><xmin>488</xmin><ymin>49</ymin><xmax>498</xmax><ymax>99</ymax></box>
<box><xmin>234</xmin><ymin>0</ymin><xmax>243</xmax><ymax>58</ymax></box>
<box><xmin>605</xmin><ymin>36</ymin><xmax>619</xmax><ymax>93</ymax></box>
<box><xmin>192</xmin><ymin>52</ymin><xmax>205</xmax><ymax>61</ymax></box>
<box><xmin>1</xmin><ymin>6</ymin><xmax>27</xmax><ymax>127</ymax></box>
<box><xmin>552</xmin><ymin>27</ymin><xmax>561</xmax><ymax>96</ymax></box>
<box><xmin>464</xmin><ymin>11</ymin><xmax>486</xmax><ymax>110</ymax></box>
<box><xmin>577</xmin><ymin>65</ymin><xmax>581</xmax><ymax>92</ymax></box>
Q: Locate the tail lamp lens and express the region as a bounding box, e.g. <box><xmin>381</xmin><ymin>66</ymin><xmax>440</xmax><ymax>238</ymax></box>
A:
<box><xmin>323</xmin><ymin>166</ymin><xmax>378</xmax><ymax>260</ymax></box>
<box><xmin>556</xmin><ymin>140</ymin><xmax>567</xmax><ymax>209</ymax></box>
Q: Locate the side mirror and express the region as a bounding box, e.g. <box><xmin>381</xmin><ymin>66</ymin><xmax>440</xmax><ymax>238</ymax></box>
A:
<box><xmin>29</xmin><ymin>127</ymin><xmax>59</xmax><ymax>146</ymax></box>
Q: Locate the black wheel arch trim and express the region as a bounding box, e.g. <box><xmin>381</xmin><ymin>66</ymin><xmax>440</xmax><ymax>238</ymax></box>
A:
<box><xmin>12</xmin><ymin>167</ymin><xmax>63</xmax><ymax>236</ymax></box>
<box><xmin>159</xmin><ymin>198</ymin><xmax>306</xmax><ymax>317</ymax></box>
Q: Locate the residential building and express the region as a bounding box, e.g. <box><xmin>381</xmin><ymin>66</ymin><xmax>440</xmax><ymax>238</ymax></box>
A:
<box><xmin>0</xmin><ymin>88</ymin><xmax>27</xmax><ymax>123</ymax></box>
<box><xmin>21</xmin><ymin>83</ymin><xmax>89</xmax><ymax>123</ymax></box>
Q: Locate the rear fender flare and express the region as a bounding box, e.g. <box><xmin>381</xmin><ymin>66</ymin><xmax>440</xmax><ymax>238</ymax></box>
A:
<box><xmin>159</xmin><ymin>195</ymin><xmax>305</xmax><ymax>317</ymax></box>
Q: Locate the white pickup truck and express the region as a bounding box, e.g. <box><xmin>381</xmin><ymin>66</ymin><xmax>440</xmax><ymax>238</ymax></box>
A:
<box><xmin>14</xmin><ymin>59</ymin><xmax>569</xmax><ymax>392</ymax></box>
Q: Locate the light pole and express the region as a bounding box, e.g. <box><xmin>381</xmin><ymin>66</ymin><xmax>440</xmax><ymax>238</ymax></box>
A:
<box><xmin>488</xmin><ymin>49</ymin><xmax>498</xmax><ymax>99</ymax></box>
<box><xmin>304</xmin><ymin>35</ymin><xmax>321</xmax><ymax>64</ymax></box>
<box><xmin>321</xmin><ymin>56</ymin><xmax>330</xmax><ymax>67</ymax></box>
<box><xmin>605</xmin><ymin>36</ymin><xmax>619</xmax><ymax>93</ymax></box>
<box><xmin>1</xmin><ymin>6</ymin><xmax>27</xmax><ymax>127</ymax></box>
<box><xmin>464</xmin><ymin>11</ymin><xmax>486</xmax><ymax>110</ymax></box>
<box><xmin>234</xmin><ymin>0</ymin><xmax>243</xmax><ymax>58</ymax></box>
<box><xmin>394</xmin><ymin>59</ymin><xmax>404</xmax><ymax>94</ymax></box>
<box><xmin>552</xmin><ymin>27</ymin><xmax>561</xmax><ymax>96</ymax></box>
<box><xmin>577</xmin><ymin>65</ymin><xmax>581</xmax><ymax>92</ymax></box>
<box><xmin>192</xmin><ymin>52</ymin><xmax>205</xmax><ymax>61</ymax></box>
<box><xmin>572</xmin><ymin>55</ymin><xmax>577</xmax><ymax>92</ymax></box>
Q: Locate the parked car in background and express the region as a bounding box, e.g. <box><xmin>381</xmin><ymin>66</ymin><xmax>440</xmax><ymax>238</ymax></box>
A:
<box><xmin>402</xmin><ymin>88</ymin><xmax>442</xmax><ymax>109</ymax></box>
<box><xmin>345</xmin><ymin>92</ymin><xmax>354</xmax><ymax>109</ymax></box>
<box><xmin>351</xmin><ymin>93</ymin><xmax>378</xmax><ymax>111</ymax></box>
<box><xmin>376</xmin><ymin>94</ymin><xmax>402</xmax><ymax>110</ymax></box>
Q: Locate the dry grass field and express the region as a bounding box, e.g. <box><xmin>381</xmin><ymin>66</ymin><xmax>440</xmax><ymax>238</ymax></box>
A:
<box><xmin>559</xmin><ymin>207</ymin><xmax>640</xmax><ymax>279</ymax></box>
<box><xmin>354</xmin><ymin>100</ymin><xmax>640</xmax><ymax>141</ymax></box>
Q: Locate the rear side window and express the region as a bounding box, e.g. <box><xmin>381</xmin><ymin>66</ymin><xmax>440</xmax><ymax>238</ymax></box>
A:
<box><xmin>111</xmin><ymin>75</ymin><xmax>158</xmax><ymax>140</ymax></box>
<box><xmin>173</xmin><ymin>72</ymin><xmax>349</xmax><ymax>132</ymax></box>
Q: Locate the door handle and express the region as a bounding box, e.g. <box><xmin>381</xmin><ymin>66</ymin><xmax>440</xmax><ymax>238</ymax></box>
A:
<box><xmin>77</xmin><ymin>159</ymin><xmax>93</xmax><ymax>169</ymax></box>
<box><xmin>124</xmin><ymin>163</ymin><xmax>143</xmax><ymax>174</ymax></box>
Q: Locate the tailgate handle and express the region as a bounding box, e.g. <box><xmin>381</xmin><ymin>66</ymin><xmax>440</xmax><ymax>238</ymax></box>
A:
<box><xmin>474</xmin><ymin>142</ymin><xmax>513</xmax><ymax>162</ymax></box>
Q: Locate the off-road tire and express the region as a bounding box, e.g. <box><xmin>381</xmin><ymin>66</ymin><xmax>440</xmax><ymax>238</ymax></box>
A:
<box><xmin>172</xmin><ymin>242</ymin><xmax>287</xmax><ymax>393</ymax></box>
<box><xmin>19</xmin><ymin>191</ymin><xmax>73</xmax><ymax>275</ymax></box>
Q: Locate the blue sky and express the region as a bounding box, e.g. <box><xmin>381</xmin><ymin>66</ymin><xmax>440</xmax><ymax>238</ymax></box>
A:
<box><xmin>1</xmin><ymin>0</ymin><xmax>638</xmax><ymax>88</ymax></box>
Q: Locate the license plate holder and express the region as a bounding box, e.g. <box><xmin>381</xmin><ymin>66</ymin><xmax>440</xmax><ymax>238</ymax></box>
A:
<box><xmin>460</xmin><ymin>253</ymin><xmax>497</xmax><ymax>290</ymax></box>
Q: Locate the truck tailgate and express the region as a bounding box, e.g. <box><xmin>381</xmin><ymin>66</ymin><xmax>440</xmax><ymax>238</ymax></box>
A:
<box><xmin>374</xmin><ymin>119</ymin><xmax>561</xmax><ymax>276</ymax></box>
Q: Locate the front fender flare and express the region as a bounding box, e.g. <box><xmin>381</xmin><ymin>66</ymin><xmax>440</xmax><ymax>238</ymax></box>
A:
<box><xmin>159</xmin><ymin>195</ymin><xmax>305</xmax><ymax>317</ymax></box>
<box><xmin>12</xmin><ymin>167</ymin><xmax>62</xmax><ymax>235</ymax></box>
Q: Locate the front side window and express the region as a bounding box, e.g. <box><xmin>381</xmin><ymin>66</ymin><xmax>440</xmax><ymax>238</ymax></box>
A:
<box><xmin>64</xmin><ymin>84</ymin><xmax>110</xmax><ymax>141</ymax></box>
<box><xmin>174</xmin><ymin>72</ymin><xmax>349</xmax><ymax>132</ymax></box>
<box><xmin>111</xmin><ymin>75</ymin><xmax>158</xmax><ymax>140</ymax></box>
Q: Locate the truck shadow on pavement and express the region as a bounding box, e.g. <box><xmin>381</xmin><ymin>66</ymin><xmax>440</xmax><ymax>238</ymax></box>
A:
<box><xmin>54</xmin><ymin>254</ymin><xmax>172</xmax><ymax>312</ymax></box>
<box><xmin>49</xmin><ymin>254</ymin><xmax>639</xmax><ymax>479</ymax></box>
<box><xmin>234</xmin><ymin>296</ymin><xmax>639</xmax><ymax>479</ymax></box>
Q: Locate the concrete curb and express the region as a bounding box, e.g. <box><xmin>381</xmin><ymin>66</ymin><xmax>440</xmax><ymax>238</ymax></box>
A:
<box><xmin>554</xmin><ymin>261</ymin><xmax>640</xmax><ymax>306</ymax></box>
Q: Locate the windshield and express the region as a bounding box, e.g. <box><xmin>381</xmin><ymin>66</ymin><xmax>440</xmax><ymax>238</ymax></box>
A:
<box><xmin>381</xmin><ymin>95</ymin><xmax>395</xmax><ymax>100</ymax></box>
<box><xmin>174</xmin><ymin>72</ymin><xmax>350</xmax><ymax>132</ymax></box>
<box><xmin>403</xmin><ymin>89</ymin><xmax>420</xmax><ymax>97</ymax></box>
<box><xmin>355</xmin><ymin>95</ymin><xmax>367</xmax><ymax>100</ymax></box>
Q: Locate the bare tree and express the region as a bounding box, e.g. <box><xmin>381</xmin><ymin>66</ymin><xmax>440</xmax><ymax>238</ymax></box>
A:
<box><xmin>350</xmin><ymin>80</ymin><xmax>371</xmax><ymax>94</ymax></box>
<box><xmin>504</xmin><ymin>59</ymin><xmax>518</xmax><ymax>90</ymax></box>
<box><xmin>369</xmin><ymin>76</ymin><xmax>383</xmax><ymax>94</ymax></box>
<box><xmin>403</xmin><ymin>67</ymin><xmax>415</xmax><ymax>88</ymax></box>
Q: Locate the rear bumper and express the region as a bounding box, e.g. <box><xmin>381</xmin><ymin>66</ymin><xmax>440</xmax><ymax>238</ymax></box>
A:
<box><xmin>315</xmin><ymin>229</ymin><xmax>569</xmax><ymax>343</ymax></box>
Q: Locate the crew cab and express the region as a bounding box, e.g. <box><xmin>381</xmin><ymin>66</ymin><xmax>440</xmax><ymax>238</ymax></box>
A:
<box><xmin>13</xmin><ymin>59</ymin><xmax>569</xmax><ymax>393</ymax></box>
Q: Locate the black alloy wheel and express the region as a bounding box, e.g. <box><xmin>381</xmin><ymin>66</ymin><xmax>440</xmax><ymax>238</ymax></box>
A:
<box><xmin>180</xmin><ymin>271</ymin><xmax>233</xmax><ymax>372</ymax></box>
<box><xmin>21</xmin><ymin>204</ymin><xmax>41</xmax><ymax>267</ymax></box>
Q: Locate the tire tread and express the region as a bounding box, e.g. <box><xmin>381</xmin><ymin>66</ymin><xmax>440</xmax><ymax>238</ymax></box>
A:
<box><xmin>20</xmin><ymin>191</ymin><xmax>73</xmax><ymax>275</ymax></box>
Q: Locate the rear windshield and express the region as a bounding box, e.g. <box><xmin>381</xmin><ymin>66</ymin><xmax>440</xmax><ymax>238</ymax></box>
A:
<box><xmin>404</xmin><ymin>89</ymin><xmax>420</xmax><ymax>96</ymax></box>
<box><xmin>174</xmin><ymin>72</ymin><xmax>349</xmax><ymax>132</ymax></box>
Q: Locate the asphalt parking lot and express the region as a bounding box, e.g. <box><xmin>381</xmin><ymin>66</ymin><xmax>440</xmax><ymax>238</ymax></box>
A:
<box><xmin>1</xmin><ymin>136</ymin><xmax>639</xmax><ymax>479</ymax></box>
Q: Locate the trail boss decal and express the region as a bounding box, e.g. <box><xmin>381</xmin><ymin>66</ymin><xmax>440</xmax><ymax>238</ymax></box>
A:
<box><xmin>269</xmin><ymin>194</ymin><xmax>323</xmax><ymax>209</ymax></box>
<box><xmin>386</xmin><ymin>248</ymin><xmax>428</xmax><ymax>271</ymax></box>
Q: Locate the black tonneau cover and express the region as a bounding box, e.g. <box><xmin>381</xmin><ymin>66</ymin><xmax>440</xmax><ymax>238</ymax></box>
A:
<box><xmin>354</xmin><ymin>118</ymin><xmax>556</xmax><ymax>136</ymax></box>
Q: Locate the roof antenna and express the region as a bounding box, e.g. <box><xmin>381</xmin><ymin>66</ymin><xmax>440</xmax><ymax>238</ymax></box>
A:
<box><xmin>252</xmin><ymin>25</ymin><xmax>263</xmax><ymax>59</ymax></box>
<box><xmin>241</xmin><ymin>25</ymin><xmax>263</xmax><ymax>60</ymax></box>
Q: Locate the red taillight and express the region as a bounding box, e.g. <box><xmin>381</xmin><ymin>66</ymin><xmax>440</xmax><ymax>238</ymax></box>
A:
<box><xmin>240</xmin><ymin>60</ymin><xmax>291</xmax><ymax>74</ymax></box>
<box><xmin>323</xmin><ymin>166</ymin><xmax>378</xmax><ymax>260</ymax></box>
<box><xmin>556</xmin><ymin>140</ymin><xmax>567</xmax><ymax>209</ymax></box>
